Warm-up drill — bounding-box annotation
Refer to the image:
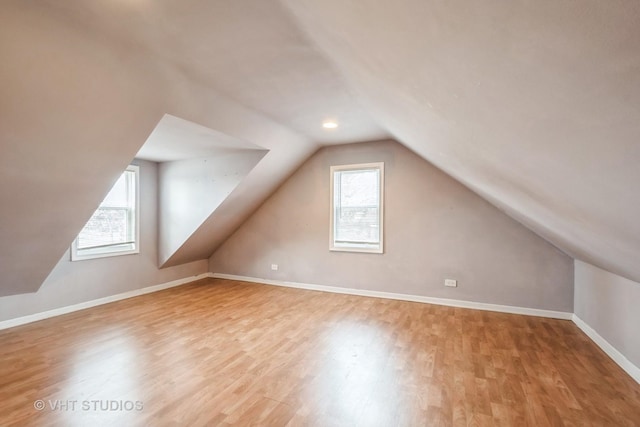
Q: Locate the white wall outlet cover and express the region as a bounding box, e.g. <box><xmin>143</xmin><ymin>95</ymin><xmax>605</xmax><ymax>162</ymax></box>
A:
<box><xmin>271</xmin><ymin>264</ymin><xmax>278</xmax><ymax>271</ymax></box>
<box><xmin>445</xmin><ymin>279</ymin><xmax>457</xmax><ymax>287</ymax></box>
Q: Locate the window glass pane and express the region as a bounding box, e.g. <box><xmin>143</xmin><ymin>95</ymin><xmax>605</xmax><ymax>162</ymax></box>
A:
<box><xmin>77</xmin><ymin>171</ymin><xmax>135</xmax><ymax>250</ymax></box>
<box><xmin>73</xmin><ymin>166</ymin><xmax>138</xmax><ymax>260</ymax></box>
<box><xmin>77</xmin><ymin>208</ymin><xmax>130</xmax><ymax>249</ymax></box>
<box><xmin>331</xmin><ymin>163</ymin><xmax>383</xmax><ymax>253</ymax></box>
<box><xmin>335</xmin><ymin>169</ymin><xmax>380</xmax><ymax>244</ymax></box>
<box><xmin>101</xmin><ymin>172</ymin><xmax>130</xmax><ymax>208</ymax></box>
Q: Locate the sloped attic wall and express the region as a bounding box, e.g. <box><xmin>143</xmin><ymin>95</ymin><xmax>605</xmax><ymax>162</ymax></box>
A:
<box><xmin>280</xmin><ymin>0</ymin><xmax>640</xmax><ymax>285</ymax></box>
<box><xmin>0</xmin><ymin>2</ymin><xmax>164</xmax><ymax>296</ymax></box>
<box><xmin>0</xmin><ymin>2</ymin><xmax>316</xmax><ymax>296</ymax></box>
<box><xmin>209</xmin><ymin>140</ymin><xmax>574</xmax><ymax>312</ymax></box>
<box><xmin>0</xmin><ymin>160</ymin><xmax>207</xmax><ymax>322</ymax></box>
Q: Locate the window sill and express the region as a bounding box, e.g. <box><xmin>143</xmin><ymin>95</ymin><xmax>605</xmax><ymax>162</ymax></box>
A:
<box><xmin>70</xmin><ymin>245</ymin><xmax>139</xmax><ymax>261</ymax></box>
<box><xmin>330</xmin><ymin>246</ymin><xmax>384</xmax><ymax>254</ymax></box>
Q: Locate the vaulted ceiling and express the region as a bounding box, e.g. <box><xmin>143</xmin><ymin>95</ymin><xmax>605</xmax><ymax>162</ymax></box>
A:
<box><xmin>1</xmin><ymin>0</ymin><xmax>638</xmax><ymax>296</ymax></box>
<box><xmin>280</xmin><ymin>0</ymin><xmax>640</xmax><ymax>284</ymax></box>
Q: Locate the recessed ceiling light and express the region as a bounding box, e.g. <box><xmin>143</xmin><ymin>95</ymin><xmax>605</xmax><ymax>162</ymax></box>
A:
<box><xmin>322</xmin><ymin>121</ymin><xmax>338</xmax><ymax>129</ymax></box>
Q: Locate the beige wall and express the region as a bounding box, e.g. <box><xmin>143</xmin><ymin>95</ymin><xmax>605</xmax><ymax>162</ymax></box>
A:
<box><xmin>0</xmin><ymin>160</ymin><xmax>207</xmax><ymax>322</ymax></box>
<box><xmin>574</xmin><ymin>261</ymin><xmax>640</xmax><ymax>369</ymax></box>
<box><xmin>209</xmin><ymin>140</ymin><xmax>574</xmax><ymax>312</ymax></box>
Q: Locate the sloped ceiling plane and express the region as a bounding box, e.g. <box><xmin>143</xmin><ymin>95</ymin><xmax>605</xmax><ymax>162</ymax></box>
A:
<box><xmin>0</xmin><ymin>0</ymin><xmax>638</xmax><ymax>296</ymax></box>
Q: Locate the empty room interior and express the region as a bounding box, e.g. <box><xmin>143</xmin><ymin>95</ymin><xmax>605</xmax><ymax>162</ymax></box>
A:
<box><xmin>1</xmin><ymin>1</ymin><xmax>639</xmax><ymax>426</ymax></box>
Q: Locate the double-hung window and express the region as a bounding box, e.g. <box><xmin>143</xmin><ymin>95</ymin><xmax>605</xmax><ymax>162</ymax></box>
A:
<box><xmin>71</xmin><ymin>165</ymin><xmax>140</xmax><ymax>260</ymax></box>
<box><xmin>330</xmin><ymin>162</ymin><xmax>384</xmax><ymax>253</ymax></box>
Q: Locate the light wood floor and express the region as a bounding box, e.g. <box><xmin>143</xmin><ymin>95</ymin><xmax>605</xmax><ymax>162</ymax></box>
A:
<box><xmin>0</xmin><ymin>278</ymin><xmax>638</xmax><ymax>426</ymax></box>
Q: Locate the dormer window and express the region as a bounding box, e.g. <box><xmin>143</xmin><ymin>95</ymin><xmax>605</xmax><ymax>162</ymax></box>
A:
<box><xmin>71</xmin><ymin>165</ymin><xmax>139</xmax><ymax>261</ymax></box>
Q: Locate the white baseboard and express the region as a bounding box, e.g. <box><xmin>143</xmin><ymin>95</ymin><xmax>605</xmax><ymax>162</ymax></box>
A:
<box><xmin>211</xmin><ymin>273</ymin><xmax>573</xmax><ymax>320</ymax></box>
<box><xmin>572</xmin><ymin>314</ymin><xmax>640</xmax><ymax>384</ymax></box>
<box><xmin>0</xmin><ymin>272</ymin><xmax>215</xmax><ymax>331</ymax></box>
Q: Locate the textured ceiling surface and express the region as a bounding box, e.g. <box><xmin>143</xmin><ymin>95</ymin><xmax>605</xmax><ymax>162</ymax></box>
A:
<box><xmin>1</xmin><ymin>0</ymin><xmax>638</xmax><ymax>296</ymax></box>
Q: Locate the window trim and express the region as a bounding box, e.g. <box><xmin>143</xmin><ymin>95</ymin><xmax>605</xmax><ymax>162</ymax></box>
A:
<box><xmin>330</xmin><ymin>162</ymin><xmax>384</xmax><ymax>254</ymax></box>
<box><xmin>71</xmin><ymin>164</ymin><xmax>140</xmax><ymax>261</ymax></box>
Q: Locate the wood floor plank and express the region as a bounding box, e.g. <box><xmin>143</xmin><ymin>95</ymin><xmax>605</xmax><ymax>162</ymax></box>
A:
<box><xmin>0</xmin><ymin>278</ymin><xmax>639</xmax><ymax>426</ymax></box>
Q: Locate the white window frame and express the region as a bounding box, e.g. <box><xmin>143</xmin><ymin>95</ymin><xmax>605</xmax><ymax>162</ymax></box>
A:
<box><xmin>330</xmin><ymin>162</ymin><xmax>384</xmax><ymax>253</ymax></box>
<box><xmin>71</xmin><ymin>165</ymin><xmax>140</xmax><ymax>261</ymax></box>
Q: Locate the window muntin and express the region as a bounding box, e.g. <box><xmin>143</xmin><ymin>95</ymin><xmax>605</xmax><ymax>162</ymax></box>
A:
<box><xmin>71</xmin><ymin>165</ymin><xmax>139</xmax><ymax>260</ymax></box>
<box><xmin>330</xmin><ymin>163</ymin><xmax>384</xmax><ymax>253</ymax></box>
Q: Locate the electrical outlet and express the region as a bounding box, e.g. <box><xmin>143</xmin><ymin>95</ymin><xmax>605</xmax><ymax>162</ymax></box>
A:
<box><xmin>271</xmin><ymin>264</ymin><xmax>278</xmax><ymax>271</ymax></box>
<box><xmin>444</xmin><ymin>279</ymin><xmax>457</xmax><ymax>288</ymax></box>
